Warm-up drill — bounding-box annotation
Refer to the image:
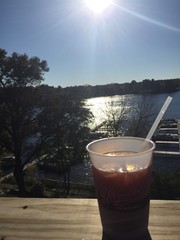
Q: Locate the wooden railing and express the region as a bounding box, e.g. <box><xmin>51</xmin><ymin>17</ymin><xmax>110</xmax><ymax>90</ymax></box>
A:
<box><xmin>0</xmin><ymin>198</ymin><xmax>179</xmax><ymax>240</ymax></box>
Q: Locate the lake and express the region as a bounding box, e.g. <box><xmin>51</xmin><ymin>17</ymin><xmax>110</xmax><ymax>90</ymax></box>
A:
<box><xmin>86</xmin><ymin>91</ymin><xmax>180</xmax><ymax>128</ymax></box>
<box><xmin>39</xmin><ymin>91</ymin><xmax>180</xmax><ymax>185</ymax></box>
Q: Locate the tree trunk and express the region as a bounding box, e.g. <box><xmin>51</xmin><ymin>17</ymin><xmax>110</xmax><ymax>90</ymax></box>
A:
<box><xmin>63</xmin><ymin>166</ymin><xmax>71</xmax><ymax>196</ymax></box>
<box><xmin>63</xmin><ymin>174</ymin><xmax>67</xmax><ymax>196</ymax></box>
<box><xmin>66</xmin><ymin>166</ymin><xmax>71</xmax><ymax>195</ymax></box>
<box><xmin>13</xmin><ymin>158</ymin><xmax>26</xmax><ymax>195</ymax></box>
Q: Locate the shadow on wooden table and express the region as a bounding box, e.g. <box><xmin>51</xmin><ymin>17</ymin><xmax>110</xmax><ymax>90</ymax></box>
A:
<box><xmin>146</xmin><ymin>231</ymin><xmax>152</xmax><ymax>240</ymax></box>
<box><xmin>102</xmin><ymin>230</ymin><xmax>152</xmax><ymax>240</ymax></box>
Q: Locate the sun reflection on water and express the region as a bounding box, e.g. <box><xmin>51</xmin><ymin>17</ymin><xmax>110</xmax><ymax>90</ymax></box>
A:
<box><xmin>85</xmin><ymin>95</ymin><xmax>131</xmax><ymax>129</ymax></box>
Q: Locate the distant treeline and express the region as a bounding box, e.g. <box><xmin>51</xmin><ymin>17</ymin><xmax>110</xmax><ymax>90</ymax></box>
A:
<box><xmin>57</xmin><ymin>78</ymin><xmax>180</xmax><ymax>98</ymax></box>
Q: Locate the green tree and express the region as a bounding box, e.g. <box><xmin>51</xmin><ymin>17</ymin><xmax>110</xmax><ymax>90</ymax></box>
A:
<box><xmin>37</xmin><ymin>89</ymin><xmax>93</xmax><ymax>195</ymax></box>
<box><xmin>0</xmin><ymin>49</ymin><xmax>49</xmax><ymax>194</ymax></box>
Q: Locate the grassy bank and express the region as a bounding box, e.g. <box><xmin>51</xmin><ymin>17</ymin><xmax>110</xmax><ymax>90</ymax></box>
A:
<box><xmin>0</xmin><ymin>169</ymin><xmax>180</xmax><ymax>200</ymax></box>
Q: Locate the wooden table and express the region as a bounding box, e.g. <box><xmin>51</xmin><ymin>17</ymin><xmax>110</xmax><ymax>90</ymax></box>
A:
<box><xmin>0</xmin><ymin>198</ymin><xmax>179</xmax><ymax>240</ymax></box>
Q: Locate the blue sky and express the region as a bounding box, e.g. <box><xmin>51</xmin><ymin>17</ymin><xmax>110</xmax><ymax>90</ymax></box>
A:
<box><xmin>0</xmin><ymin>0</ymin><xmax>180</xmax><ymax>87</ymax></box>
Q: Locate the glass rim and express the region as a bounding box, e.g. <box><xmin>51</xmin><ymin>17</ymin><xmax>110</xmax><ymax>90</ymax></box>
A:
<box><xmin>86</xmin><ymin>136</ymin><xmax>155</xmax><ymax>158</ymax></box>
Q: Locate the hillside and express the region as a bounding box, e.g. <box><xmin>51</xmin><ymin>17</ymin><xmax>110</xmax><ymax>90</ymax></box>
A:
<box><xmin>58</xmin><ymin>78</ymin><xmax>180</xmax><ymax>98</ymax></box>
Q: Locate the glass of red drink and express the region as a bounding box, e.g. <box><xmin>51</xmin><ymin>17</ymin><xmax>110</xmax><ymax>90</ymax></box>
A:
<box><xmin>86</xmin><ymin>137</ymin><xmax>155</xmax><ymax>240</ymax></box>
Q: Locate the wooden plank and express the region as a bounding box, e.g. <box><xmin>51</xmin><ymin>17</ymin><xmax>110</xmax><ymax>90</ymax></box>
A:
<box><xmin>155</xmin><ymin>141</ymin><xmax>179</xmax><ymax>144</ymax></box>
<box><xmin>0</xmin><ymin>198</ymin><xmax>101</xmax><ymax>240</ymax></box>
<box><xmin>149</xmin><ymin>200</ymin><xmax>180</xmax><ymax>240</ymax></box>
<box><xmin>0</xmin><ymin>198</ymin><xmax>179</xmax><ymax>240</ymax></box>
<box><xmin>154</xmin><ymin>150</ymin><xmax>180</xmax><ymax>155</ymax></box>
<box><xmin>159</xmin><ymin>128</ymin><xmax>178</xmax><ymax>130</ymax></box>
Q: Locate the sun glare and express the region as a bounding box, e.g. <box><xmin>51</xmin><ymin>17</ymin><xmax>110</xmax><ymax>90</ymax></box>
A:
<box><xmin>85</xmin><ymin>0</ymin><xmax>111</xmax><ymax>14</ymax></box>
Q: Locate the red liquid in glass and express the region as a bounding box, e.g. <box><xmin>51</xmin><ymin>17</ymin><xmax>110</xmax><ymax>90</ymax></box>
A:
<box><xmin>92</xmin><ymin>152</ymin><xmax>152</xmax><ymax>240</ymax></box>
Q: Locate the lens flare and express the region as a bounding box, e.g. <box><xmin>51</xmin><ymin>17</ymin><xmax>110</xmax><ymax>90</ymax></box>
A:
<box><xmin>85</xmin><ymin>0</ymin><xmax>111</xmax><ymax>14</ymax></box>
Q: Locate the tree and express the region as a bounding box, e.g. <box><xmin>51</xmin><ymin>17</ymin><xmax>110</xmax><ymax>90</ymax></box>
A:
<box><xmin>100</xmin><ymin>95</ymin><xmax>156</xmax><ymax>138</ymax></box>
<box><xmin>0</xmin><ymin>49</ymin><xmax>49</xmax><ymax>194</ymax></box>
<box><xmin>36</xmin><ymin>89</ymin><xmax>93</xmax><ymax>195</ymax></box>
<box><xmin>125</xmin><ymin>95</ymin><xmax>156</xmax><ymax>137</ymax></box>
<box><xmin>102</xmin><ymin>97</ymin><xmax>130</xmax><ymax>137</ymax></box>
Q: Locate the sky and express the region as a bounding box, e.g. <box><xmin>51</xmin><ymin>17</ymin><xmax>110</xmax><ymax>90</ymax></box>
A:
<box><xmin>0</xmin><ymin>0</ymin><xmax>180</xmax><ymax>88</ymax></box>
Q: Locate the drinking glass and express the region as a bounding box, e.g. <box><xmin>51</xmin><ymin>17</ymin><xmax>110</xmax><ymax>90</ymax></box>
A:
<box><xmin>86</xmin><ymin>137</ymin><xmax>155</xmax><ymax>240</ymax></box>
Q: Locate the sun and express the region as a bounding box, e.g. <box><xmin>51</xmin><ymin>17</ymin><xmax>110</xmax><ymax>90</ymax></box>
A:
<box><xmin>85</xmin><ymin>0</ymin><xmax>111</xmax><ymax>14</ymax></box>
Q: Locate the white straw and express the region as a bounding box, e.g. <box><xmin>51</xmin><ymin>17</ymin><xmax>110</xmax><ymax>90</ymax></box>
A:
<box><xmin>146</xmin><ymin>96</ymin><xmax>172</xmax><ymax>141</ymax></box>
